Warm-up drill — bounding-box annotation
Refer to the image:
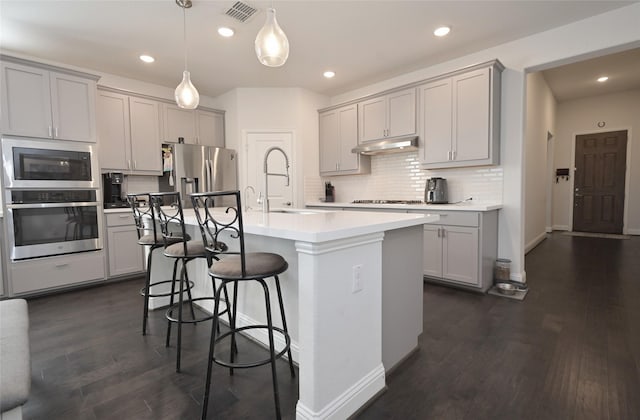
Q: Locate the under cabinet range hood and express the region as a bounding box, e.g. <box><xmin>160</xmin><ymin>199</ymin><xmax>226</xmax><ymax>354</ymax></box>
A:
<box><xmin>351</xmin><ymin>136</ymin><xmax>418</xmax><ymax>155</ymax></box>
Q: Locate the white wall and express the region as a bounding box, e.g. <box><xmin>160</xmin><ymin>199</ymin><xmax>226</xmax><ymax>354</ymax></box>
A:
<box><xmin>326</xmin><ymin>3</ymin><xmax>640</xmax><ymax>283</ymax></box>
<box><xmin>552</xmin><ymin>88</ymin><xmax>640</xmax><ymax>234</ymax></box>
<box><xmin>524</xmin><ymin>72</ymin><xmax>556</xmax><ymax>253</ymax></box>
<box><xmin>215</xmin><ymin>87</ymin><xmax>328</xmax><ymax>207</ymax></box>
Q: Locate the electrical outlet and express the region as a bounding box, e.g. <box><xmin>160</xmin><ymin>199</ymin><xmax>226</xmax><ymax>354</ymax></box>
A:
<box><xmin>352</xmin><ymin>264</ymin><xmax>363</xmax><ymax>293</ymax></box>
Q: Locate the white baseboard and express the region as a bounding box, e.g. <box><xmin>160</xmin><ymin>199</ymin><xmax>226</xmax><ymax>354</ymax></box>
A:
<box><xmin>552</xmin><ymin>224</ymin><xmax>570</xmax><ymax>231</ymax></box>
<box><xmin>545</xmin><ymin>226</ymin><xmax>553</xmax><ymax>233</ymax></box>
<box><xmin>625</xmin><ymin>228</ymin><xmax>640</xmax><ymax>235</ymax></box>
<box><xmin>525</xmin><ymin>231</ymin><xmax>547</xmax><ymax>254</ymax></box>
<box><xmin>511</xmin><ymin>271</ymin><xmax>526</xmax><ymax>284</ymax></box>
<box><xmin>296</xmin><ymin>364</ymin><xmax>386</xmax><ymax>420</ymax></box>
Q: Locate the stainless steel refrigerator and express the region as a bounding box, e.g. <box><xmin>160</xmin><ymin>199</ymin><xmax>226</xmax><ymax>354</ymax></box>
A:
<box><xmin>161</xmin><ymin>143</ymin><xmax>238</xmax><ymax>207</ymax></box>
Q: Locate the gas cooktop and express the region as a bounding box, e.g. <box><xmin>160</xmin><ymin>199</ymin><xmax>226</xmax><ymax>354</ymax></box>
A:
<box><xmin>351</xmin><ymin>200</ymin><xmax>424</xmax><ymax>204</ymax></box>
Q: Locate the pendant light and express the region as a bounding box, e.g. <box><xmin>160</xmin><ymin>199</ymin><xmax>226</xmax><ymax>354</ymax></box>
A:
<box><xmin>254</xmin><ymin>2</ymin><xmax>289</xmax><ymax>67</ymax></box>
<box><xmin>175</xmin><ymin>0</ymin><xmax>199</xmax><ymax>109</ymax></box>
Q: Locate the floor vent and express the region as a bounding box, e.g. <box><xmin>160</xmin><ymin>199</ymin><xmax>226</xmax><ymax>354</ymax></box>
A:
<box><xmin>225</xmin><ymin>1</ymin><xmax>257</xmax><ymax>23</ymax></box>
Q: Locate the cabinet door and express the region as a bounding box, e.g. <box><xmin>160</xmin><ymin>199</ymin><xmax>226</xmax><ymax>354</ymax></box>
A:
<box><xmin>130</xmin><ymin>97</ymin><xmax>162</xmax><ymax>172</ymax></box>
<box><xmin>163</xmin><ymin>104</ymin><xmax>196</xmax><ymax>144</ymax></box>
<box><xmin>97</xmin><ymin>90</ymin><xmax>131</xmax><ymax>171</ymax></box>
<box><xmin>422</xmin><ymin>225</ymin><xmax>443</xmax><ymax>278</ymax></box>
<box><xmin>196</xmin><ymin>110</ymin><xmax>224</xmax><ymax>147</ymax></box>
<box><xmin>358</xmin><ymin>96</ymin><xmax>386</xmax><ymax>142</ymax></box>
<box><xmin>442</xmin><ymin>226</ymin><xmax>479</xmax><ymax>285</ymax></box>
<box><xmin>319</xmin><ymin>109</ymin><xmax>339</xmax><ymax>173</ymax></box>
<box><xmin>453</xmin><ymin>68</ymin><xmax>490</xmax><ymax>162</ymax></box>
<box><xmin>50</xmin><ymin>72</ymin><xmax>97</xmax><ymax>142</ymax></box>
<box><xmin>420</xmin><ymin>78</ymin><xmax>452</xmax><ymax>165</ymax></box>
<box><xmin>338</xmin><ymin>105</ymin><xmax>359</xmax><ymax>172</ymax></box>
<box><xmin>387</xmin><ymin>88</ymin><xmax>416</xmax><ymax>138</ymax></box>
<box><xmin>0</xmin><ymin>62</ymin><xmax>52</xmax><ymax>138</ymax></box>
<box><xmin>107</xmin><ymin>226</ymin><xmax>144</xmax><ymax>277</ymax></box>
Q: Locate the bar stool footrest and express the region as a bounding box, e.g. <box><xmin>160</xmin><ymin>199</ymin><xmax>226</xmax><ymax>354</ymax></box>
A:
<box><xmin>165</xmin><ymin>297</ymin><xmax>229</xmax><ymax>324</ymax></box>
<box><xmin>140</xmin><ymin>279</ymin><xmax>194</xmax><ymax>298</ymax></box>
<box><xmin>212</xmin><ymin>325</ymin><xmax>291</xmax><ymax>369</ymax></box>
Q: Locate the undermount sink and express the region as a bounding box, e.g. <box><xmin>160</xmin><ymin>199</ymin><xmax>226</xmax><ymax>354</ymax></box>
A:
<box><xmin>269</xmin><ymin>208</ymin><xmax>326</xmax><ymax>215</ymax></box>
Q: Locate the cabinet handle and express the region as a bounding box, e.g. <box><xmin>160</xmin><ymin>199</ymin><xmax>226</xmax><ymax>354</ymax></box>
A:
<box><xmin>54</xmin><ymin>263</ymin><xmax>69</xmax><ymax>268</ymax></box>
<box><xmin>55</xmin><ymin>127</ymin><xmax>59</xmax><ymax>138</ymax></box>
<box><xmin>48</xmin><ymin>126</ymin><xmax>53</xmax><ymax>137</ymax></box>
<box><xmin>437</xmin><ymin>227</ymin><xmax>441</xmax><ymax>238</ymax></box>
<box><xmin>128</xmin><ymin>160</ymin><xmax>131</xmax><ymax>170</ymax></box>
<box><xmin>119</xmin><ymin>215</ymin><xmax>130</xmax><ymax>218</ymax></box>
<box><xmin>442</xmin><ymin>228</ymin><xmax>446</xmax><ymax>238</ymax></box>
<box><xmin>452</xmin><ymin>150</ymin><xmax>456</xmax><ymax>160</ymax></box>
<box><xmin>134</xmin><ymin>160</ymin><xmax>137</xmax><ymax>170</ymax></box>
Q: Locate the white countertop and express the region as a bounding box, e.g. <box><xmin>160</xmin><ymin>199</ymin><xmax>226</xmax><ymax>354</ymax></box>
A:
<box><xmin>306</xmin><ymin>201</ymin><xmax>502</xmax><ymax>212</ymax></box>
<box><xmin>103</xmin><ymin>207</ymin><xmax>132</xmax><ymax>214</ymax></box>
<box><xmin>181</xmin><ymin>208</ymin><xmax>437</xmax><ymax>243</ymax></box>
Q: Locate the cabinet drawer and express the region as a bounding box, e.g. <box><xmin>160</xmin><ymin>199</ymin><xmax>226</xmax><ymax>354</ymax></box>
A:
<box><xmin>421</xmin><ymin>211</ymin><xmax>479</xmax><ymax>227</ymax></box>
<box><xmin>10</xmin><ymin>251</ymin><xmax>105</xmax><ymax>294</ymax></box>
<box><xmin>106</xmin><ymin>212</ymin><xmax>135</xmax><ymax>227</ymax></box>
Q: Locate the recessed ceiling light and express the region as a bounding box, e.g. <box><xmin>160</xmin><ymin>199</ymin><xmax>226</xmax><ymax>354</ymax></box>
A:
<box><xmin>434</xmin><ymin>26</ymin><xmax>451</xmax><ymax>37</ymax></box>
<box><xmin>323</xmin><ymin>71</ymin><xmax>336</xmax><ymax>79</ymax></box>
<box><xmin>597</xmin><ymin>76</ymin><xmax>609</xmax><ymax>82</ymax></box>
<box><xmin>139</xmin><ymin>55</ymin><xmax>155</xmax><ymax>63</ymax></box>
<box><xmin>218</xmin><ymin>27</ymin><xmax>235</xmax><ymax>37</ymax></box>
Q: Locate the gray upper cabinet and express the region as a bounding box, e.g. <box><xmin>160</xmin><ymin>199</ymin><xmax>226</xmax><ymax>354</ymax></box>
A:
<box><xmin>419</xmin><ymin>61</ymin><xmax>503</xmax><ymax>169</ymax></box>
<box><xmin>97</xmin><ymin>89</ymin><xmax>162</xmax><ymax>174</ymax></box>
<box><xmin>163</xmin><ymin>104</ymin><xmax>225</xmax><ymax>147</ymax></box>
<box><xmin>196</xmin><ymin>109</ymin><xmax>225</xmax><ymax>148</ymax></box>
<box><xmin>319</xmin><ymin>104</ymin><xmax>370</xmax><ymax>176</ymax></box>
<box><xmin>358</xmin><ymin>88</ymin><xmax>416</xmax><ymax>142</ymax></box>
<box><xmin>1</xmin><ymin>58</ymin><xmax>98</xmax><ymax>142</ymax></box>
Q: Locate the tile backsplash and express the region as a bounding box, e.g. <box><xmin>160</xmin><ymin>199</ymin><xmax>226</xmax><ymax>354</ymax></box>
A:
<box><xmin>305</xmin><ymin>152</ymin><xmax>503</xmax><ymax>204</ymax></box>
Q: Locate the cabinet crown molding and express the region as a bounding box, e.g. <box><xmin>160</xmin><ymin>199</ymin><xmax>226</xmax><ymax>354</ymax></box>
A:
<box><xmin>1</xmin><ymin>54</ymin><xmax>101</xmax><ymax>81</ymax></box>
<box><xmin>318</xmin><ymin>59</ymin><xmax>504</xmax><ymax>113</ymax></box>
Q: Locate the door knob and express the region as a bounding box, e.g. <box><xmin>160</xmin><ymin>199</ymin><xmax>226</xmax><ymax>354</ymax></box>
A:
<box><xmin>283</xmin><ymin>201</ymin><xmax>292</xmax><ymax>206</ymax></box>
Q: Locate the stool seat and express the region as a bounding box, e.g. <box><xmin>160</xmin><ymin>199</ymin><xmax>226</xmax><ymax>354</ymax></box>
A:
<box><xmin>164</xmin><ymin>240</ymin><xmax>208</xmax><ymax>258</ymax></box>
<box><xmin>210</xmin><ymin>253</ymin><xmax>287</xmax><ymax>279</ymax></box>
<box><xmin>138</xmin><ymin>232</ymin><xmax>189</xmax><ymax>246</ymax></box>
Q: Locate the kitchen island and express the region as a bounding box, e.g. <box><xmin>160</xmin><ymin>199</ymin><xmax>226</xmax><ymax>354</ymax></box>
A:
<box><xmin>149</xmin><ymin>208</ymin><xmax>437</xmax><ymax>419</ymax></box>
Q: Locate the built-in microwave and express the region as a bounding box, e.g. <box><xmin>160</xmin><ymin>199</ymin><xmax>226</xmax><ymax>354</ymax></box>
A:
<box><xmin>1</xmin><ymin>137</ymin><xmax>99</xmax><ymax>190</ymax></box>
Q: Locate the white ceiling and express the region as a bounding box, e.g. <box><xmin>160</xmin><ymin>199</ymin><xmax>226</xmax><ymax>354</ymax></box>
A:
<box><xmin>0</xmin><ymin>1</ymin><xmax>636</xmax><ymax>99</ymax></box>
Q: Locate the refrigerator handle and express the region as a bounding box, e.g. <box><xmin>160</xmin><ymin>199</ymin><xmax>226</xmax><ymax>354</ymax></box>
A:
<box><xmin>205</xmin><ymin>159</ymin><xmax>212</xmax><ymax>192</ymax></box>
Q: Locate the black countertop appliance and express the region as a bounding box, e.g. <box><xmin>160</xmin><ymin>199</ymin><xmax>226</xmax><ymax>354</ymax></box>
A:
<box><xmin>103</xmin><ymin>172</ymin><xmax>128</xmax><ymax>208</ymax></box>
<box><xmin>425</xmin><ymin>177</ymin><xmax>448</xmax><ymax>204</ymax></box>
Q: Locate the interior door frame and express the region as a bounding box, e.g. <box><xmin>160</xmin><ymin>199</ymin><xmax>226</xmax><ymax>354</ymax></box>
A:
<box><xmin>568</xmin><ymin>126</ymin><xmax>632</xmax><ymax>233</ymax></box>
<box><xmin>241</xmin><ymin>129</ymin><xmax>297</xmax><ymax>208</ymax></box>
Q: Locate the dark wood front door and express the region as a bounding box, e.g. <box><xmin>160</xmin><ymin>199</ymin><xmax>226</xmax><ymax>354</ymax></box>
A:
<box><xmin>573</xmin><ymin>130</ymin><xmax>627</xmax><ymax>234</ymax></box>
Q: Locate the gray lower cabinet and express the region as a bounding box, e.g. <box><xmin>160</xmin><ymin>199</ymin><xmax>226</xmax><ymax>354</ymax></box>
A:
<box><xmin>9</xmin><ymin>251</ymin><xmax>105</xmax><ymax>295</ymax></box>
<box><xmin>105</xmin><ymin>212</ymin><xmax>144</xmax><ymax>278</ymax></box>
<box><xmin>416</xmin><ymin>210</ymin><xmax>497</xmax><ymax>292</ymax></box>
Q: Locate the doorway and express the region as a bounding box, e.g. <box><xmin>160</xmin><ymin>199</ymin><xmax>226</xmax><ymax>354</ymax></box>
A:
<box><xmin>245</xmin><ymin>130</ymin><xmax>295</xmax><ymax>210</ymax></box>
<box><xmin>572</xmin><ymin>130</ymin><xmax>627</xmax><ymax>234</ymax></box>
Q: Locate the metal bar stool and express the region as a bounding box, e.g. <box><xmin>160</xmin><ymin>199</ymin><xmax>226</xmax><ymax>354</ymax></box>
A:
<box><xmin>127</xmin><ymin>193</ymin><xmax>189</xmax><ymax>336</ymax></box>
<box><xmin>191</xmin><ymin>190</ymin><xmax>296</xmax><ymax>420</ymax></box>
<box><xmin>150</xmin><ymin>192</ymin><xmax>232</xmax><ymax>373</ymax></box>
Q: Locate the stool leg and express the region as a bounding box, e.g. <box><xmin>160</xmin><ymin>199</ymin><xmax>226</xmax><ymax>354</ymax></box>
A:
<box><xmin>142</xmin><ymin>246</ymin><xmax>154</xmax><ymax>336</ymax></box>
<box><xmin>259</xmin><ymin>279</ymin><xmax>282</xmax><ymax>419</ymax></box>
<box><xmin>176</xmin><ymin>259</ymin><xmax>186</xmax><ymax>373</ymax></box>
<box><xmin>274</xmin><ymin>275</ymin><xmax>296</xmax><ymax>378</ymax></box>
<box><xmin>201</xmin><ymin>279</ymin><xmax>224</xmax><ymax>420</ymax></box>
<box><xmin>220</xmin><ymin>282</ymin><xmax>238</xmax><ymax>355</ymax></box>
<box><xmin>229</xmin><ymin>280</ymin><xmax>239</xmax><ymax>376</ymax></box>
<box><xmin>165</xmin><ymin>258</ymin><xmax>180</xmax><ymax>348</ymax></box>
<box><xmin>183</xmin><ymin>260</ymin><xmax>197</xmax><ymax>321</ymax></box>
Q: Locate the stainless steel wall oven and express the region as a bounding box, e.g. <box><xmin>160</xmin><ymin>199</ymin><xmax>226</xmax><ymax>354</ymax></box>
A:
<box><xmin>2</xmin><ymin>137</ymin><xmax>103</xmax><ymax>260</ymax></box>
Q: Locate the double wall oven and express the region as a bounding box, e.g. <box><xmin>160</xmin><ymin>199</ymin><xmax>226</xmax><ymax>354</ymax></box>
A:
<box><xmin>1</xmin><ymin>137</ymin><xmax>103</xmax><ymax>260</ymax></box>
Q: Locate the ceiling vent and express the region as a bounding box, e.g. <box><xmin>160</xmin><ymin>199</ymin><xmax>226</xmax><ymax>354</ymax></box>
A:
<box><xmin>225</xmin><ymin>1</ymin><xmax>257</xmax><ymax>23</ymax></box>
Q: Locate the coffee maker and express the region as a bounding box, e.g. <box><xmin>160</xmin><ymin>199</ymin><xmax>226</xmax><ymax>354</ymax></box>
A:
<box><xmin>102</xmin><ymin>172</ymin><xmax>127</xmax><ymax>208</ymax></box>
<box><xmin>425</xmin><ymin>177</ymin><xmax>448</xmax><ymax>204</ymax></box>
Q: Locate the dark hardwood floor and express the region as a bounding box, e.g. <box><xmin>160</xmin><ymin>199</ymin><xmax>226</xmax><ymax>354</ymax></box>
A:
<box><xmin>22</xmin><ymin>232</ymin><xmax>640</xmax><ymax>419</ymax></box>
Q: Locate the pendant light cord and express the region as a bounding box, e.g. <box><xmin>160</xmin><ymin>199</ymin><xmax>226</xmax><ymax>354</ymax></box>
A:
<box><xmin>183</xmin><ymin>5</ymin><xmax>188</xmax><ymax>71</ymax></box>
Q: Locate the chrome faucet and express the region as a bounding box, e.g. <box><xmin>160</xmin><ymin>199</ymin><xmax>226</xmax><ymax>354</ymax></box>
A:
<box><xmin>244</xmin><ymin>185</ymin><xmax>256</xmax><ymax>212</ymax></box>
<box><xmin>261</xmin><ymin>146</ymin><xmax>290</xmax><ymax>213</ymax></box>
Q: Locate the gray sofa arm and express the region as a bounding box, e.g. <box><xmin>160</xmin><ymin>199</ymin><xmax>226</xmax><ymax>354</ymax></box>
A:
<box><xmin>0</xmin><ymin>299</ymin><xmax>31</xmax><ymax>416</ymax></box>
